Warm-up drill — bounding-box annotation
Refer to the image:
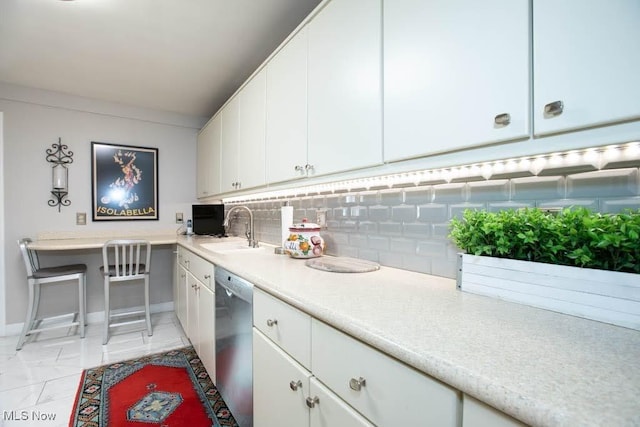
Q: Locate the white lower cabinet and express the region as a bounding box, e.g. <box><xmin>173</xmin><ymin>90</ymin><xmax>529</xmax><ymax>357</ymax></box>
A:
<box><xmin>312</xmin><ymin>319</ymin><xmax>460</xmax><ymax>427</ymax></box>
<box><xmin>253</xmin><ymin>288</ymin><xmax>461</xmax><ymax>427</ymax></box>
<box><xmin>174</xmin><ymin>246</ymin><xmax>216</xmax><ymax>380</ymax></box>
<box><xmin>309</xmin><ymin>377</ymin><xmax>374</xmax><ymax>427</ymax></box>
<box><xmin>253</xmin><ymin>329</ymin><xmax>311</xmax><ymax>427</ymax></box>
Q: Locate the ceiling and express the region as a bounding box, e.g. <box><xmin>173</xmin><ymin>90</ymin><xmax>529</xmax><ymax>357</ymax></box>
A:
<box><xmin>0</xmin><ymin>0</ymin><xmax>322</xmax><ymax>119</ymax></box>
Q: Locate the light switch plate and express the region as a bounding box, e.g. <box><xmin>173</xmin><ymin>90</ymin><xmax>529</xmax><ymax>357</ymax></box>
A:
<box><xmin>176</xmin><ymin>212</ymin><xmax>184</xmax><ymax>224</ymax></box>
<box><xmin>76</xmin><ymin>212</ymin><xmax>86</xmax><ymax>225</ymax></box>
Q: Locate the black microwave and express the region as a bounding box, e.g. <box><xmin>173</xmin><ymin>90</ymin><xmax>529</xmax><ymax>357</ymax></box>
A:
<box><xmin>192</xmin><ymin>204</ymin><xmax>225</xmax><ymax>236</ymax></box>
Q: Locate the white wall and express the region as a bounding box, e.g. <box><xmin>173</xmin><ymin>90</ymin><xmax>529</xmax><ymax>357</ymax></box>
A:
<box><xmin>1</xmin><ymin>84</ymin><xmax>204</xmax><ymax>331</ymax></box>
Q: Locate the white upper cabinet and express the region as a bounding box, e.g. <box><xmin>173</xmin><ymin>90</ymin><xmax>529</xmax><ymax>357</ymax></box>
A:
<box><xmin>196</xmin><ymin>115</ymin><xmax>221</xmax><ymax>199</ymax></box>
<box><xmin>307</xmin><ymin>0</ymin><xmax>383</xmax><ymax>176</ymax></box>
<box><xmin>220</xmin><ymin>96</ymin><xmax>240</xmax><ymax>193</ymax></box>
<box><xmin>219</xmin><ymin>70</ymin><xmax>267</xmax><ymax>194</ymax></box>
<box><xmin>266</xmin><ymin>28</ymin><xmax>309</xmax><ymax>184</ymax></box>
<box><xmin>384</xmin><ymin>0</ymin><xmax>530</xmax><ymax>162</ymax></box>
<box><xmin>533</xmin><ymin>0</ymin><xmax>640</xmax><ymax>136</ymax></box>
<box><xmin>238</xmin><ymin>68</ymin><xmax>267</xmax><ymax>190</ymax></box>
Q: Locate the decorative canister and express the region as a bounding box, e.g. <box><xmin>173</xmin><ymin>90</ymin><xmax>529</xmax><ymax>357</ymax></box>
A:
<box><xmin>284</xmin><ymin>219</ymin><xmax>325</xmax><ymax>258</ymax></box>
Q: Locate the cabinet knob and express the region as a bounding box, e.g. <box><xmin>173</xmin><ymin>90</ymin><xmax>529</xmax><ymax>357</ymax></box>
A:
<box><xmin>289</xmin><ymin>380</ymin><xmax>302</xmax><ymax>391</ymax></box>
<box><xmin>305</xmin><ymin>396</ymin><xmax>319</xmax><ymax>409</ymax></box>
<box><xmin>494</xmin><ymin>113</ymin><xmax>511</xmax><ymax>127</ymax></box>
<box><xmin>191</xmin><ymin>284</ymin><xmax>197</xmax><ymax>289</ymax></box>
<box><xmin>266</xmin><ymin>319</ymin><xmax>278</xmax><ymax>327</ymax></box>
<box><xmin>544</xmin><ymin>100</ymin><xmax>564</xmax><ymax>117</ymax></box>
<box><xmin>294</xmin><ymin>165</ymin><xmax>304</xmax><ymax>172</ymax></box>
<box><xmin>204</xmin><ymin>274</ymin><xmax>210</xmax><ymax>279</ymax></box>
<box><xmin>348</xmin><ymin>376</ymin><xmax>366</xmax><ymax>391</ymax></box>
<box><xmin>305</xmin><ymin>164</ymin><xmax>314</xmax><ymax>171</ymax></box>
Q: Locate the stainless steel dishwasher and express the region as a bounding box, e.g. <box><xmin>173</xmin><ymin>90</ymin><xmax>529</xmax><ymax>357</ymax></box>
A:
<box><xmin>214</xmin><ymin>267</ymin><xmax>253</xmax><ymax>427</ymax></box>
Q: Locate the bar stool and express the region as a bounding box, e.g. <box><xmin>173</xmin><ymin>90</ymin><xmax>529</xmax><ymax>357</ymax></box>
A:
<box><xmin>101</xmin><ymin>239</ymin><xmax>152</xmax><ymax>345</ymax></box>
<box><xmin>16</xmin><ymin>238</ymin><xmax>87</xmax><ymax>350</ymax></box>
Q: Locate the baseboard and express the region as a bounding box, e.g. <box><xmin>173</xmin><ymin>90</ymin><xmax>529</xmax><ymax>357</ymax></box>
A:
<box><xmin>3</xmin><ymin>301</ymin><xmax>175</xmax><ymax>337</ymax></box>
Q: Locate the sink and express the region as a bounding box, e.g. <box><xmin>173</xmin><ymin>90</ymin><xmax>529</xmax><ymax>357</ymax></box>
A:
<box><xmin>200</xmin><ymin>240</ymin><xmax>264</xmax><ymax>254</ymax></box>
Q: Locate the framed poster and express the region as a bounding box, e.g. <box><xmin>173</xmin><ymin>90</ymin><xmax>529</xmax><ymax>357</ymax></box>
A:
<box><xmin>91</xmin><ymin>142</ymin><xmax>159</xmax><ymax>221</ymax></box>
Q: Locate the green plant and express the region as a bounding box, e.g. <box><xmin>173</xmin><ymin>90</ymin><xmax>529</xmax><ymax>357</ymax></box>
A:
<box><xmin>449</xmin><ymin>207</ymin><xmax>640</xmax><ymax>273</ymax></box>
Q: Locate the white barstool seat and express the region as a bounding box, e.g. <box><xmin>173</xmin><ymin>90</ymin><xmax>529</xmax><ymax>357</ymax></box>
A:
<box><xmin>101</xmin><ymin>239</ymin><xmax>152</xmax><ymax>345</ymax></box>
<box><xmin>16</xmin><ymin>238</ymin><xmax>87</xmax><ymax>350</ymax></box>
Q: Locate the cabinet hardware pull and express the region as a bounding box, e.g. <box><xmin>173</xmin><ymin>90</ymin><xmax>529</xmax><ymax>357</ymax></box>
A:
<box><xmin>266</xmin><ymin>319</ymin><xmax>278</xmax><ymax>327</ymax></box>
<box><xmin>294</xmin><ymin>165</ymin><xmax>304</xmax><ymax>172</ymax></box>
<box><xmin>349</xmin><ymin>377</ymin><xmax>366</xmax><ymax>391</ymax></box>
<box><xmin>305</xmin><ymin>396</ymin><xmax>319</xmax><ymax>408</ymax></box>
<box><xmin>204</xmin><ymin>274</ymin><xmax>210</xmax><ymax>279</ymax></box>
<box><xmin>289</xmin><ymin>380</ymin><xmax>302</xmax><ymax>391</ymax></box>
<box><xmin>494</xmin><ymin>113</ymin><xmax>511</xmax><ymax>126</ymax></box>
<box><xmin>305</xmin><ymin>164</ymin><xmax>314</xmax><ymax>171</ymax></box>
<box><xmin>544</xmin><ymin>100</ymin><xmax>564</xmax><ymax>117</ymax></box>
<box><xmin>191</xmin><ymin>284</ymin><xmax>197</xmax><ymax>289</ymax></box>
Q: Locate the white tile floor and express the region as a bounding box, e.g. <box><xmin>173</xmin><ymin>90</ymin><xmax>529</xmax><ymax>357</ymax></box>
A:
<box><xmin>0</xmin><ymin>311</ymin><xmax>189</xmax><ymax>427</ymax></box>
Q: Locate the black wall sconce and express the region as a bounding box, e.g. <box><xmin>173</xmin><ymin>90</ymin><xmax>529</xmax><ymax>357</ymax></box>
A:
<box><xmin>46</xmin><ymin>137</ymin><xmax>74</xmax><ymax>211</ymax></box>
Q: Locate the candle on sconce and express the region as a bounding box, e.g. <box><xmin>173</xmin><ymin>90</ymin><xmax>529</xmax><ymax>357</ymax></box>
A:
<box><xmin>52</xmin><ymin>164</ymin><xmax>68</xmax><ymax>190</ymax></box>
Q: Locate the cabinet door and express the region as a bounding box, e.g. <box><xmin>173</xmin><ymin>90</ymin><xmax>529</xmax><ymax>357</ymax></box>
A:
<box><xmin>384</xmin><ymin>0</ymin><xmax>530</xmax><ymax>162</ymax></box>
<box><xmin>533</xmin><ymin>0</ymin><xmax>640</xmax><ymax>135</ymax></box>
<box><xmin>221</xmin><ymin>96</ymin><xmax>240</xmax><ymax>192</ymax></box>
<box><xmin>187</xmin><ymin>273</ymin><xmax>200</xmax><ymax>344</ymax></box>
<box><xmin>307</xmin><ymin>0</ymin><xmax>382</xmax><ymax>176</ymax></box>
<box><xmin>196</xmin><ymin>115</ymin><xmax>222</xmax><ymax>198</ymax></box>
<box><xmin>309</xmin><ymin>377</ymin><xmax>374</xmax><ymax>427</ymax></box>
<box><xmin>176</xmin><ymin>264</ymin><xmax>188</xmax><ymax>331</ymax></box>
<box><xmin>253</xmin><ymin>329</ymin><xmax>311</xmax><ymax>427</ymax></box>
<box><xmin>198</xmin><ymin>284</ymin><xmax>216</xmax><ymax>382</ymax></box>
<box><xmin>266</xmin><ymin>28</ymin><xmax>309</xmax><ymax>184</ymax></box>
<box><xmin>238</xmin><ymin>69</ymin><xmax>267</xmax><ymax>190</ymax></box>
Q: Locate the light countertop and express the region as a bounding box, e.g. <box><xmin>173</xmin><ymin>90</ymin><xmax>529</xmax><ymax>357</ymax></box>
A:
<box><xmin>177</xmin><ymin>235</ymin><xmax>640</xmax><ymax>427</ymax></box>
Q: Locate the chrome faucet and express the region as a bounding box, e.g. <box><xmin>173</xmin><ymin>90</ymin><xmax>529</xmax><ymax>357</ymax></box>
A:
<box><xmin>223</xmin><ymin>206</ymin><xmax>258</xmax><ymax>248</ymax></box>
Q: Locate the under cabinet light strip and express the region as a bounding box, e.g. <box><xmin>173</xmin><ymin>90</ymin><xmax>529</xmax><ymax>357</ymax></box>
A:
<box><xmin>223</xmin><ymin>142</ymin><xmax>640</xmax><ymax>203</ymax></box>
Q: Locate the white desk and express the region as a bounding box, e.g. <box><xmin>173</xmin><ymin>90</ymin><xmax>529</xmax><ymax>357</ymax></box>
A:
<box><xmin>27</xmin><ymin>235</ymin><xmax>178</xmax><ymax>251</ymax></box>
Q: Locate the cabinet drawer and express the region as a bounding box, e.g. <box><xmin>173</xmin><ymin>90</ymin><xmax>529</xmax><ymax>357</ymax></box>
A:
<box><xmin>309</xmin><ymin>377</ymin><xmax>374</xmax><ymax>427</ymax></box>
<box><xmin>312</xmin><ymin>319</ymin><xmax>460</xmax><ymax>427</ymax></box>
<box><xmin>177</xmin><ymin>246</ymin><xmax>190</xmax><ymax>269</ymax></box>
<box><xmin>253</xmin><ymin>288</ymin><xmax>311</xmax><ymax>369</ymax></box>
<box><xmin>187</xmin><ymin>253</ymin><xmax>214</xmax><ymax>290</ymax></box>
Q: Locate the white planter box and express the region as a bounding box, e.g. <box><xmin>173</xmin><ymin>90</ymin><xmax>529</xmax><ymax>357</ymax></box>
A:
<box><xmin>457</xmin><ymin>253</ymin><xmax>640</xmax><ymax>331</ymax></box>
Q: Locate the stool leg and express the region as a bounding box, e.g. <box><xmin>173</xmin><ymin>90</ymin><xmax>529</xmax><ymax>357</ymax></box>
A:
<box><xmin>103</xmin><ymin>276</ymin><xmax>110</xmax><ymax>345</ymax></box>
<box><xmin>16</xmin><ymin>279</ymin><xmax>37</xmax><ymax>350</ymax></box>
<box><xmin>78</xmin><ymin>273</ymin><xmax>86</xmax><ymax>339</ymax></box>
<box><xmin>144</xmin><ymin>274</ymin><xmax>152</xmax><ymax>337</ymax></box>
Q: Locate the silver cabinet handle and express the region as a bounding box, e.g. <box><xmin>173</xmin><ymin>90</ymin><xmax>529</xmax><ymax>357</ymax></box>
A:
<box><xmin>266</xmin><ymin>319</ymin><xmax>278</xmax><ymax>327</ymax></box>
<box><xmin>294</xmin><ymin>165</ymin><xmax>304</xmax><ymax>172</ymax></box>
<box><xmin>305</xmin><ymin>396</ymin><xmax>319</xmax><ymax>408</ymax></box>
<box><xmin>349</xmin><ymin>377</ymin><xmax>366</xmax><ymax>391</ymax></box>
<box><xmin>191</xmin><ymin>284</ymin><xmax>197</xmax><ymax>289</ymax></box>
<box><xmin>544</xmin><ymin>100</ymin><xmax>564</xmax><ymax>117</ymax></box>
<box><xmin>204</xmin><ymin>274</ymin><xmax>210</xmax><ymax>280</ymax></box>
<box><xmin>305</xmin><ymin>164</ymin><xmax>314</xmax><ymax>171</ymax></box>
<box><xmin>494</xmin><ymin>113</ymin><xmax>511</xmax><ymax>126</ymax></box>
<box><xmin>289</xmin><ymin>380</ymin><xmax>302</xmax><ymax>391</ymax></box>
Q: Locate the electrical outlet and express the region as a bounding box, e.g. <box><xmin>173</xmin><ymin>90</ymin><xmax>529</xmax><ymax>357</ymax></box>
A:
<box><xmin>176</xmin><ymin>212</ymin><xmax>184</xmax><ymax>224</ymax></box>
<box><xmin>76</xmin><ymin>212</ymin><xmax>86</xmax><ymax>225</ymax></box>
<box><xmin>316</xmin><ymin>209</ymin><xmax>327</xmax><ymax>228</ymax></box>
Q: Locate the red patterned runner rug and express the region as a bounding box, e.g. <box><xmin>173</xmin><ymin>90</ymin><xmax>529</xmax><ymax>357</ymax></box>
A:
<box><xmin>69</xmin><ymin>346</ymin><xmax>238</xmax><ymax>427</ymax></box>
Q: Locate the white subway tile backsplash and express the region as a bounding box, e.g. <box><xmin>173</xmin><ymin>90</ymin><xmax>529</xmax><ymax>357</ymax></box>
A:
<box><xmin>230</xmin><ymin>166</ymin><xmax>638</xmax><ymax>279</ymax></box>
<box><xmin>567</xmin><ymin>168</ymin><xmax>639</xmax><ymax>198</ymax></box>
<box><xmin>417</xmin><ymin>204</ymin><xmax>448</xmax><ymax>223</ymax></box>
<box><xmin>392</xmin><ymin>205</ymin><xmax>417</xmax><ymax>222</ymax></box>
<box><xmin>368</xmin><ymin>205</ymin><xmax>390</xmax><ymax>221</ymax></box>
